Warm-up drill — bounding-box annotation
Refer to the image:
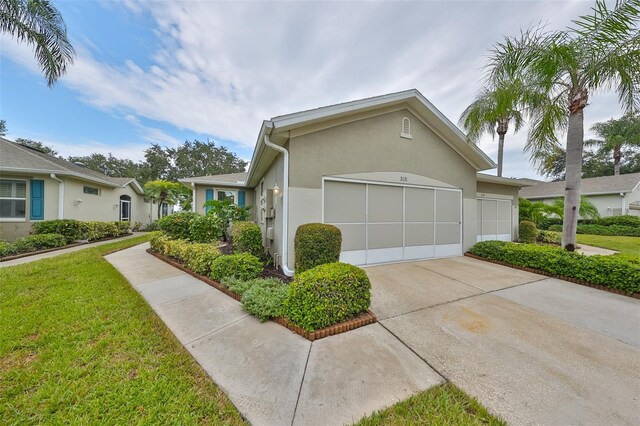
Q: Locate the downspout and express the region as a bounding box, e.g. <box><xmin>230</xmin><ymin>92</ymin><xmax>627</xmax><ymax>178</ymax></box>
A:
<box><xmin>263</xmin><ymin>135</ymin><xmax>294</xmax><ymax>276</ymax></box>
<box><xmin>50</xmin><ymin>174</ymin><xmax>64</xmax><ymax>219</ymax></box>
<box><xmin>191</xmin><ymin>182</ymin><xmax>196</xmax><ymax>212</ymax></box>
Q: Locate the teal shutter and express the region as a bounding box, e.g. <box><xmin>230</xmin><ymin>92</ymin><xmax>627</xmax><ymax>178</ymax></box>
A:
<box><xmin>30</xmin><ymin>180</ymin><xmax>44</xmax><ymax>220</ymax></box>
<box><xmin>238</xmin><ymin>190</ymin><xmax>245</xmax><ymax>207</ymax></box>
<box><xmin>205</xmin><ymin>189</ymin><xmax>214</xmax><ymax>213</ymax></box>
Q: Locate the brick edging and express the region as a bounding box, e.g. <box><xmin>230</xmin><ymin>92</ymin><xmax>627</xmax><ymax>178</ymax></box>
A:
<box><xmin>464</xmin><ymin>252</ymin><xmax>640</xmax><ymax>300</ymax></box>
<box><xmin>146</xmin><ymin>249</ymin><xmax>377</xmax><ymax>340</ymax></box>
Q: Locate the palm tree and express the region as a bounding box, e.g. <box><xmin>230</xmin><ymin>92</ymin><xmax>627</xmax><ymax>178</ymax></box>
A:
<box><xmin>144</xmin><ymin>180</ymin><xmax>182</xmax><ymax>219</ymax></box>
<box><xmin>459</xmin><ymin>81</ymin><xmax>526</xmax><ymax>177</ymax></box>
<box><xmin>586</xmin><ymin>113</ymin><xmax>640</xmax><ymax>175</ymax></box>
<box><xmin>0</xmin><ymin>0</ymin><xmax>75</xmax><ymax>86</ymax></box>
<box><xmin>487</xmin><ymin>0</ymin><xmax>640</xmax><ymax>251</ymax></box>
<box><xmin>543</xmin><ymin>196</ymin><xmax>600</xmax><ymax>220</ymax></box>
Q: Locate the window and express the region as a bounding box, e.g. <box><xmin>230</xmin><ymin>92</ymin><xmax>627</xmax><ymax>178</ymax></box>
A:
<box><xmin>217</xmin><ymin>190</ymin><xmax>235</xmax><ymax>204</ymax></box>
<box><xmin>0</xmin><ymin>179</ymin><xmax>27</xmax><ymax>219</ymax></box>
<box><xmin>400</xmin><ymin>116</ymin><xmax>412</xmax><ymax>139</ymax></box>
<box><xmin>161</xmin><ymin>202</ymin><xmax>169</xmax><ymax>217</ymax></box>
<box><xmin>119</xmin><ymin>195</ymin><xmax>131</xmax><ymax>221</ymax></box>
<box><xmin>83</xmin><ymin>186</ymin><xmax>100</xmax><ymax>195</ymax></box>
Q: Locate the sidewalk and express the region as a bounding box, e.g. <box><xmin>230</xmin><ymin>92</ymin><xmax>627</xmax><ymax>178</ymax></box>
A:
<box><xmin>0</xmin><ymin>233</ymin><xmax>145</xmax><ymax>268</ymax></box>
<box><xmin>105</xmin><ymin>243</ymin><xmax>444</xmax><ymax>426</ymax></box>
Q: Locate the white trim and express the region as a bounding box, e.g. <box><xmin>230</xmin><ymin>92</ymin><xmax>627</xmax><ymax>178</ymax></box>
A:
<box><xmin>191</xmin><ymin>182</ymin><xmax>196</xmax><ymax>212</ymax></box>
<box><xmin>119</xmin><ymin>199</ymin><xmax>131</xmax><ymax>221</ymax></box>
<box><xmin>214</xmin><ymin>188</ymin><xmax>238</xmax><ymax>205</ymax></box>
<box><xmin>323</xmin><ymin>176</ymin><xmax>461</xmax><ymax>192</ymax></box>
<box><xmin>50</xmin><ymin>174</ymin><xmax>64</xmax><ymax>219</ymax></box>
<box><xmin>0</xmin><ymin>177</ymin><xmax>28</xmax><ymax>220</ymax></box>
<box><xmin>0</xmin><ymin>218</ymin><xmax>26</xmax><ymax>222</ymax></box>
<box><xmin>434</xmin><ymin>243</ymin><xmax>462</xmax><ymax>257</ymax></box>
<box><xmin>339</xmin><ymin>250</ymin><xmax>367</xmax><ymax>265</ymax></box>
<box><xmin>404</xmin><ymin>245</ymin><xmax>435</xmax><ymax>260</ymax></box>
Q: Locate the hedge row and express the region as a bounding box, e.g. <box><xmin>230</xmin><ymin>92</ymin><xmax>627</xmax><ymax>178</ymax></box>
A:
<box><xmin>32</xmin><ymin>219</ymin><xmax>130</xmax><ymax>242</ymax></box>
<box><xmin>576</xmin><ymin>224</ymin><xmax>640</xmax><ymax>237</ymax></box>
<box><xmin>0</xmin><ymin>233</ymin><xmax>67</xmax><ymax>257</ymax></box>
<box><xmin>157</xmin><ymin>212</ymin><xmax>225</xmax><ymax>243</ymax></box>
<box><xmin>539</xmin><ymin>215</ymin><xmax>640</xmax><ymax>236</ymax></box>
<box><xmin>149</xmin><ymin>231</ymin><xmax>222</xmax><ymax>275</ymax></box>
<box><xmin>469</xmin><ymin>241</ymin><xmax>640</xmax><ymax>294</ymax></box>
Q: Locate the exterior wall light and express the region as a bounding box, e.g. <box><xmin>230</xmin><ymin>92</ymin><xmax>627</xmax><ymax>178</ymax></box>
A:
<box><xmin>273</xmin><ymin>184</ymin><xmax>282</xmax><ymax>197</ymax></box>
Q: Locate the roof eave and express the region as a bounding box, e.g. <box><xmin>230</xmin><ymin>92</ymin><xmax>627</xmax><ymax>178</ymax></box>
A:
<box><xmin>0</xmin><ymin>167</ymin><xmax>122</xmax><ymax>188</ymax></box>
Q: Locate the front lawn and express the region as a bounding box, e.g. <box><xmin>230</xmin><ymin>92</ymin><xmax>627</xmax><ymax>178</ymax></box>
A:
<box><xmin>0</xmin><ymin>235</ymin><xmax>245</xmax><ymax>424</ymax></box>
<box><xmin>355</xmin><ymin>383</ymin><xmax>505</xmax><ymax>425</ymax></box>
<box><xmin>577</xmin><ymin>234</ymin><xmax>640</xmax><ymax>257</ymax></box>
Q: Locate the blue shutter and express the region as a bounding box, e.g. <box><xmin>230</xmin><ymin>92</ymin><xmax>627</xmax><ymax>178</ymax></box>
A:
<box><xmin>238</xmin><ymin>190</ymin><xmax>245</xmax><ymax>208</ymax></box>
<box><xmin>205</xmin><ymin>189</ymin><xmax>214</xmax><ymax>213</ymax></box>
<box><xmin>30</xmin><ymin>180</ymin><xmax>44</xmax><ymax>220</ymax></box>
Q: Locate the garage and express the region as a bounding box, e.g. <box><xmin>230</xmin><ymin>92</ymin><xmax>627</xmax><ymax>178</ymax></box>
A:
<box><xmin>477</xmin><ymin>198</ymin><xmax>512</xmax><ymax>242</ymax></box>
<box><xmin>323</xmin><ymin>179</ymin><xmax>462</xmax><ymax>266</ymax></box>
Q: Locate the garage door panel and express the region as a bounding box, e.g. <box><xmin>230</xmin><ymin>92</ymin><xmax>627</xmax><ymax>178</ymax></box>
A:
<box><xmin>324</xmin><ymin>181</ymin><xmax>366</xmax><ymax>223</ymax></box>
<box><xmin>405</xmin><ymin>188</ymin><xmax>434</xmax><ymax>222</ymax></box>
<box><xmin>333</xmin><ymin>224</ymin><xmax>366</xmax><ymax>251</ymax></box>
<box><xmin>498</xmin><ymin>220</ymin><xmax>511</xmax><ymax>234</ymax></box>
<box><xmin>436</xmin><ymin>190</ymin><xmax>461</xmax><ymax>222</ymax></box>
<box><xmin>482</xmin><ymin>199</ymin><xmax>497</xmax><ymax>218</ymax></box>
<box><xmin>368</xmin><ymin>185</ymin><xmax>403</xmax><ymax>222</ymax></box>
<box><xmin>482</xmin><ymin>219</ymin><xmax>498</xmax><ymax>236</ymax></box>
<box><xmin>405</xmin><ymin>223</ymin><xmax>434</xmax><ymax>246</ymax></box>
<box><xmin>436</xmin><ymin>223</ymin><xmax>461</xmax><ymax>245</ymax></box>
<box><xmin>367</xmin><ymin>223</ymin><xmax>403</xmax><ymax>249</ymax></box>
<box><xmin>497</xmin><ymin>200</ymin><xmax>511</xmax><ymax>221</ymax></box>
<box><xmin>478</xmin><ymin>198</ymin><xmax>512</xmax><ymax>242</ymax></box>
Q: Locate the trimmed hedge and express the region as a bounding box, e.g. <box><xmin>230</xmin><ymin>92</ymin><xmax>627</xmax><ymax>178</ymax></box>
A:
<box><xmin>241</xmin><ymin>278</ymin><xmax>289</xmax><ymax>322</ymax></box>
<box><xmin>469</xmin><ymin>241</ymin><xmax>640</xmax><ymax>294</ymax></box>
<box><xmin>232</xmin><ymin>221</ymin><xmax>263</xmax><ymax>259</ymax></box>
<box><xmin>0</xmin><ymin>241</ymin><xmax>18</xmax><ymax>257</ymax></box>
<box><xmin>548</xmin><ymin>224</ymin><xmax>563</xmax><ymax>232</ymax></box>
<box><xmin>577</xmin><ymin>224</ymin><xmax>640</xmax><ymax>237</ymax></box>
<box><xmin>537</xmin><ymin>230</ymin><xmax>561</xmax><ymax>244</ymax></box>
<box><xmin>149</xmin><ymin>231</ymin><xmax>170</xmax><ymax>253</ymax></box>
<box><xmin>4</xmin><ymin>233</ymin><xmax>68</xmax><ymax>255</ymax></box>
<box><xmin>519</xmin><ymin>221</ymin><xmax>537</xmax><ymax>244</ymax></box>
<box><xmin>189</xmin><ymin>214</ymin><xmax>224</xmax><ymax>243</ymax></box>
<box><xmin>294</xmin><ymin>223</ymin><xmax>342</xmax><ymax>273</ymax></box>
<box><xmin>209</xmin><ymin>253</ymin><xmax>263</xmax><ymax>281</ymax></box>
<box><xmin>183</xmin><ymin>243</ymin><xmax>221</xmax><ymax>275</ymax></box>
<box><xmin>32</xmin><ymin>219</ymin><xmax>83</xmax><ymax>243</ymax></box>
<box><xmin>538</xmin><ymin>217</ymin><xmax>563</xmax><ymax>230</ymax></box>
<box><xmin>284</xmin><ymin>262</ymin><xmax>371</xmax><ymax>332</ymax></box>
<box><xmin>157</xmin><ymin>212</ymin><xmax>199</xmax><ymax>240</ymax></box>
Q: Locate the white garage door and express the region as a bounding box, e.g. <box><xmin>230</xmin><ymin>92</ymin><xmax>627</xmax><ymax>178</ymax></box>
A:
<box><xmin>477</xmin><ymin>198</ymin><xmax>512</xmax><ymax>242</ymax></box>
<box><xmin>323</xmin><ymin>179</ymin><xmax>462</xmax><ymax>266</ymax></box>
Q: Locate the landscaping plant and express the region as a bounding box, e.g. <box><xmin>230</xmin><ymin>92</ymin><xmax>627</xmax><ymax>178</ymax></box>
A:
<box><xmin>209</xmin><ymin>253</ymin><xmax>263</xmax><ymax>281</ymax></box>
<box><xmin>537</xmin><ymin>230</ymin><xmax>562</xmax><ymax>245</ymax></box>
<box><xmin>157</xmin><ymin>211</ymin><xmax>199</xmax><ymax>240</ymax></box>
<box><xmin>183</xmin><ymin>243</ymin><xmax>221</xmax><ymax>275</ymax></box>
<box><xmin>32</xmin><ymin>219</ymin><xmax>83</xmax><ymax>243</ymax></box>
<box><xmin>518</xmin><ymin>221</ymin><xmax>537</xmax><ymax>244</ymax></box>
<box><xmin>294</xmin><ymin>223</ymin><xmax>342</xmax><ymax>273</ymax></box>
<box><xmin>240</xmin><ymin>278</ymin><xmax>289</xmax><ymax>322</ymax></box>
<box><xmin>232</xmin><ymin>221</ymin><xmax>264</xmax><ymax>259</ymax></box>
<box><xmin>0</xmin><ymin>240</ymin><xmax>18</xmax><ymax>257</ymax></box>
<box><xmin>188</xmin><ymin>214</ymin><xmax>224</xmax><ymax>243</ymax></box>
<box><xmin>285</xmin><ymin>262</ymin><xmax>371</xmax><ymax>332</ymax></box>
<box><xmin>203</xmin><ymin>199</ymin><xmax>252</xmax><ymax>241</ymax></box>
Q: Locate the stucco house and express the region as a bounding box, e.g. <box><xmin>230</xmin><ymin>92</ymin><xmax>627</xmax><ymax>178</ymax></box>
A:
<box><xmin>180</xmin><ymin>89</ymin><xmax>531</xmax><ymax>275</ymax></box>
<box><xmin>520</xmin><ymin>172</ymin><xmax>640</xmax><ymax>218</ymax></box>
<box><xmin>0</xmin><ymin>138</ymin><xmax>168</xmax><ymax>241</ymax></box>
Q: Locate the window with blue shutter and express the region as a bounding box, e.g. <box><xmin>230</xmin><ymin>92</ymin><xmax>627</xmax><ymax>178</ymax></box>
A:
<box><xmin>205</xmin><ymin>189</ymin><xmax>214</xmax><ymax>213</ymax></box>
<box><xmin>30</xmin><ymin>180</ymin><xmax>44</xmax><ymax>220</ymax></box>
<box><xmin>238</xmin><ymin>190</ymin><xmax>245</xmax><ymax>208</ymax></box>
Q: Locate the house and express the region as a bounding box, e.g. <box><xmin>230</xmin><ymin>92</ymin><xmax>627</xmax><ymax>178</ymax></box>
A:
<box><xmin>180</xmin><ymin>89</ymin><xmax>531</xmax><ymax>275</ymax></box>
<box><xmin>520</xmin><ymin>172</ymin><xmax>640</xmax><ymax>217</ymax></box>
<box><xmin>0</xmin><ymin>138</ymin><xmax>169</xmax><ymax>241</ymax></box>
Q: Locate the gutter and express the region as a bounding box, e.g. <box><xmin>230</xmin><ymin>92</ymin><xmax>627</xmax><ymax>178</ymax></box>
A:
<box><xmin>191</xmin><ymin>182</ymin><xmax>196</xmax><ymax>213</ymax></box>
<box><xmin>50</xmin><ymin>174</ymin><xmax>64</xmax><ymax>219</ymax></box>
<box><xmin>263</xmin><ymin>134</ymin><xmax>294</xmax><ymax>277</ymax></box>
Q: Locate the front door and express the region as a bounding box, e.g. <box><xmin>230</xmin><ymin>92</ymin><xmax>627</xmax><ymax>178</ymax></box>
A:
<box><xmin>120</xmin><ymin>200</ymin><xmax>131</xmax><ymax>221</ymax></box>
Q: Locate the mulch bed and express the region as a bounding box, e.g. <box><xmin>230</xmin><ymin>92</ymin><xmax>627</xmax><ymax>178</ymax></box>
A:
<box><xmin>147</xmin><ymin>248</ymin><xmax>377</xmax><ymax>340</ymax></box>
<box><xmin>464</xmin><ymin>252</ymin><xmax>640</xmax><ymax>300</ymax></box>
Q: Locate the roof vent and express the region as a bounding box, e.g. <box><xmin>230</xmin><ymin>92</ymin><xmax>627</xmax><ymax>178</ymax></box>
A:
<box><xmin>400</xmin><ymin>117</ymin><xmax>412</xmax><ymax>139</ymax></box>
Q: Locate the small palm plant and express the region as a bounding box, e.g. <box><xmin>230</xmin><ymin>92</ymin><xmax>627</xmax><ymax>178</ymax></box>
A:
<box><xmin>586</xmin><ymin>113</ymin><xmax>640</xmax><ymax>175</ymax></box>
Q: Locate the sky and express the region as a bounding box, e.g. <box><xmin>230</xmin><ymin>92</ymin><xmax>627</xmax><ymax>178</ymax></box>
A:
<box><xmin>0</xmin><ymin>0</ymin><xmax>625</xmax><ymax>179</ymax></box>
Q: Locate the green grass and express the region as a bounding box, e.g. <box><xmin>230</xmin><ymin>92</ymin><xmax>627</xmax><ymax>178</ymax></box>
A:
<box><xmin>577</xmin><ymin>234</ymin><xmax>640</xmax><ymax>257</ymax></box>
<box><xmin>355</xmin><ymin>383</ymin><xmax>505</xmax><ymax>425</ymax></box>
<box><xmin>0</xmin><ymin>235</ymin><xmax>245</xmax><ymax>425</ymax></box>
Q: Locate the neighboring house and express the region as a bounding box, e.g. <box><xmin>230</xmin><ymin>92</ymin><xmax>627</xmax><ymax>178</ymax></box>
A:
<box><xmin>0</xmin><ymin>138</ymin><xmax>170</xmax><ymax>241</ymax></box>
<box><xmin>520</xmin><ymin>172</ymin><xmax>640</xmax><ymax>218</ymax></box>
<box><xmin>180</xmin><ymin>89</ymin><xmax>531</xmax><ymax>275</ymax></box>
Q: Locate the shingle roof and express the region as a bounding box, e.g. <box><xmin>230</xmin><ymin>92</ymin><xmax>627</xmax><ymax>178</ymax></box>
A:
<box><xmin>520</xmin><ymin>172</ymin><xmax>640</xmax><ymax>198</ymax></box>
<box><xmin>179</xmin><ymin>172</ymin><xmax>248</xmax><ymax>186</ymax></box>
<box><xmin>0</xmin><ymin>137</ymin><xmax>143</xmax><ymax>191</ymax></box>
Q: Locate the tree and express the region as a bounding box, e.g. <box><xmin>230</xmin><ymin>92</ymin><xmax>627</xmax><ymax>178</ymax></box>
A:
<box><xmin>67</xmin><ymin>153</ymin><xmax>141</xmax><ymax>178</ymax></box>
<box><xmin>542</xmin><ymin>196</ymin><xmax>600</xmax><ymax>220</ymax></box>
<box><xmin>0</xmin><ymin>119</ymin><xmax>6</xmax><ymax>136</ymax></box>
<box><xmin>15</xmin><ymin>137</ymin><xmax>57</xmax><ymax>155</ymax></box>
<box><xmin>586</xmin><ymin>113</ymin><xmax>640</xmax><ymax>175</ymax></box>
<box><xmin>519</xmin><ymin>197</ymin><xmax>550</xmax><ymax>226</ymax></box>
<box><xmin>459</xmin><ymin>81</ymin><xmax>526</xmax><ymax>176</ymax></box>
<box><xmin>488</xmin><ymin>0</ymin><xmax>640</xmax><ymax>251</ymax></box>
<box><xmin>0</xmin><ymin>0</ymin><xmax>75</xmax><ymax>87</ymax></box>
<box><xmin>143</xmin><ymin>180</ymin><xmax>183</xmax><ymax>219</ymax></box>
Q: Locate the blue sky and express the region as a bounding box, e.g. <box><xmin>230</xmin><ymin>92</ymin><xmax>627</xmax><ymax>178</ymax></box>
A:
<box><xmin>0</xmin><ymin>0</ymin><xmax>623</xmax><ymax>177</ymax></box>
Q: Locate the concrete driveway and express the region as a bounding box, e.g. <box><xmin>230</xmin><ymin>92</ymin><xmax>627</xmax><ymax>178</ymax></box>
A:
<box><xmin>368</xmin><ymin>257</ymin><xmax>640</xmax><ymax>425</ymax></box>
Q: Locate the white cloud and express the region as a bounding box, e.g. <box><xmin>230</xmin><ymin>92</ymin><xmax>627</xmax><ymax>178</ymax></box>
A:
<box><xmin>2</xmin><ymin>0</ymin><xmax>622</xmax><ymax>178</ymax></box>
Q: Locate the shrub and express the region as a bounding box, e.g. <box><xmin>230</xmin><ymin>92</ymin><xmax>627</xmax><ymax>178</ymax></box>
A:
<box><xmin>189</xmin><ymin>214</ymin><xmax>224</xmax><ymax>243</ymax></box>
<box><xmin>79</xmin><ymin>221</ymin><xmax>121</xmax><ymax>241</ymax></box>
<box><xmin>220</xmin><ymin>276</ymin><xmax>254</xmax><ymax>296</ymax></box>
<box><xmin>537</xmin><ymin>217</ymin><xmax>563</xmax><ymax>230</ymax></box>
<box><xmin>294</xmin><ymin>223</ymin><xmax>342</xmax><ymax>273</ymax></box>
<box><xmin>149</xmin><ymin>231</ymin><xmax>170</xmax><ymax>253</ymax></box>
<box><xmin>114</xmin><ymin>221</ymin><xmax>131</xmax><ymax>235</ymax></box>
<box><xmin>469</xmin><ymin>241</ymin><xmax>640</xmax><ymax>294</ymax></box>
<box><xmin>203</xmin><ymin>199</ymin><xmax>252</xmax><ymax>241</ymax></box>
<box><xmin>209</xmin><ymin>253</ymin><xmax>263</xmax><ymax>281</ymax></box>
<box><xmin>519</xmin><ymin>221</ymin><xmax>537</xmax><ymax>244</ymax></box>
<box><xmin>0</xmin><ymin>241</ymin><xmax>18</xmax><ymax>257</ymax></box>
<box><xmin>32</xmin><ymin>219</ymin><xmax>83</xmax><ymax>243</ymax></box>
<box><xmin>576</xmin><ymin>224</ymin><xmax>640</xmax><ymax>237</ymax></box>
<box><xmin>144</xmin><ymin>221</ymin><xmax>160</xmax><ymax>231</ymax></box>
<box><xmin>157</xmin><ymin>212</ymin><xmax>199</xmax><ymax>240</ymax></box>
<box><xmin>163</xmin><ymin>239</ymin><xmax>190</xmax><ymax>261</ymax></box>
<box><xmin>597</xmin><ymin>215</ymin><xmax>640</xmax><ymax>227</ymax></box>
<box><xmin>232</xmin><ymin>221</ymin><xmax>263</xmax><ymax>259</ymax></box>
<box><xmin>14</xmin><ymin>233</ymin><xmax>66</xmax><ymax>252</ymax></box>
<box><xmin>548</xmin><ymin>224</ymin><xmax>563</xmax><ymax>232</ymax></box>
<box><xmin>183</xmin><ymin>243</ymin><xmax>221</xmax><ymax>275</ymax></box>
<box><xmin>285</xmin><ymin>262</ymin><xmax>371</xmax><ymax>332</ymax></box>
<box><xmin>537</xmin><ymin>230</ymin><xmax>561</xmax><ymax>244</ymax></box>
<box><xmin>241</xmin><ymin>278</ymin><xmax>289</xmax><ymax>322</ymax></box>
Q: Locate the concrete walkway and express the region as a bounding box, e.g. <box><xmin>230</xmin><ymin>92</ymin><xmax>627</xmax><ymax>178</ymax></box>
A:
<box><xmin>106</xmin><ymin>243</ymin><xmax>444</xmax><ymax>426</ymax></box>
<box><xmin>0</xmin><ymin>232</ymin><xmax>145</xmax><ymax>268</ymax></box>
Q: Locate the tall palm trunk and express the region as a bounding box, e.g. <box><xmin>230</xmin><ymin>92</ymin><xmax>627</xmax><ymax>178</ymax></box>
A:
<box><xmin>496</xmin><ymin>119</ymin><xmax>508</xmax><ymax>177</ymax></box>
<box><xmin>613</xmin><ymin>144</ymin><xmax>621</xmax><ymax>175</ymax></box>
<box><xmin>562</xmin><ymin>92</ymin><xmax>586</xmax><ymax>251</ymax></box>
